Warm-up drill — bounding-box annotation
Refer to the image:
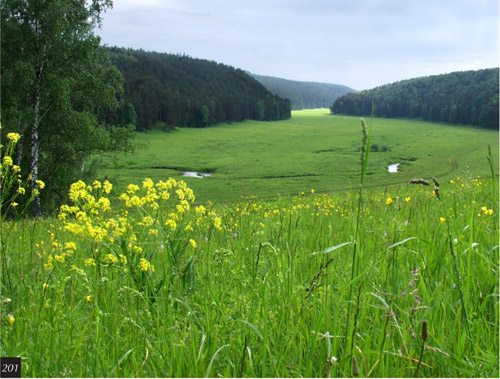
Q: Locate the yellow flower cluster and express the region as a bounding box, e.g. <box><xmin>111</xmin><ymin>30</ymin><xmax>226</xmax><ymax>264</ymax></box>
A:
<box><xmin>6</xmin><ymin>133</ymin><xmax>21</xmax><ymax>143</ymax></box>
<box><xmin>138</xmin><ymin>257</ymin><xmax>155</xmax><ymax>272</ymax></box>
<box><xmin>55</xmin><ymin>178</ymin><xmax>199</xmax><ymax>281</ymax></box>
<box><xmin>480</xmin><ymin>206</ymin><xmax>494</xmax><ymax>216</ymax></box>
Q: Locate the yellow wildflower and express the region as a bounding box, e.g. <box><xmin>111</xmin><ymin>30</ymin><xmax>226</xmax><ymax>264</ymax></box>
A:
<box><xmin>440</xmin><ymin>217</ymin><xmax>446</xmax><ymax>224</ymax></box>
<box><xmin>64</xmin><ymin>242</ymin><xmax>77</xmax><ymax>251</ymax></box>
<box><xmin>213</xmin><ymin>216</ymin><xmax>222</xmax><ymax>230</ymax></box>
<box><xmin>86</xmin><ymin>295</ymin><xmax>92</xmax><ymax>302</ymax></box>
<box><xmin>8</xmin><ymin>315</ymin><xmax>15</xmax><ymax>324</ymax></box>
<box><xmin>142</xmin><ymin>216</ymin><xmax>154</xmax><ymax>227</ymax></box>
<box><xmin>6</xmin><ymin>133</ymin><xmax>21</xmax><ymax>143</ymax></box>
<box><xmin>84</xmin><ymin>258</ymin><xmax>96</xmax><ymax>267</ymax></box>
<box><xmin>142</xmin><ymin>178</ymin><xmax>154</xmax><ymax>189</ymax></box>
<box><xmin>126</xmin><ymin>184</ymin><xmax>140</xmax><ymax>195</ymax></box>
<box><xmin>189</xmin><ymin>239</ymin><xmax>197</xmax><ymax>248</ymax></box>
<box><xmin>195</xmin><ymin>205</ymin><xmax>206</xmax><ymax>215</ymax></box>
<box><xmin>386</xmin><ymin>197</ymin><xmax>393</xmax><ymax>205</ymax></box>
<box><xmin>165</xmin><ymin>219</ymin><xmax>177</xmax><ymax>231</ymax></box>
<box><xmin>138</xmin><ymin>258</ymin><xmax>154</xmax><ymax>272</ymax></box>
<box><xmin>44</xmin><ymin>259</ymin><xmax>54</xmax><ymax>270</ymax></box>
<box><xmin>3</xmin><ymin>156</ymin><xmax>13</xmax><ymax>166</ymax></box>
<box><xmin>103</xmin><ymin>180</ymin><xmax>112</xmax><ymax>194</ymax></box>
<box><xmin>103</xmin><ymin>254</ymin><xmax>118</xmax><ymax>264</ymax></box>
<box><xmin>129</xmin><ymin>196</ymin><xmax>142</xmax><ymax>207</ymax></box>
<box><xmin>176</xmin><ymin>189</ymin><xmax>185</xmax><ymax>200</ymax></box>
<box><xmin>54</xmin><ymin>254</ymin><xmax>65</xmax><ymax>263</ymax></box>
<box><xmin>35</xmin><ymin>179</ymin><xmax>45</xmax><ymax>189</ymax></box>
<box><xmin>42</xmin><ymin>283</ymin><xmax>49</xmax><ymax>290</ymax></box>
<box><xmin>405</xmin><ymin>197</ymin><xmax>411</xmax><ymax>203</ymax></box>
<box><xmin>17</xmin><ymin>187</ymin><xmax>25</xmax><ymax>195</ymax></box>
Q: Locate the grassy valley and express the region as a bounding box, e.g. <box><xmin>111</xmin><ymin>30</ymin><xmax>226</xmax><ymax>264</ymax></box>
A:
<box><xmin>99</xmin><ymin>109</ymin><xmax>499</xmax><ymax>203</ymax></box>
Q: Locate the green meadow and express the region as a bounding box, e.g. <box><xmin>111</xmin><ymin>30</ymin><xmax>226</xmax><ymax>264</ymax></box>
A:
<box><xmin>99</xmin><ymin>109</ymin><xmax>499</xmax><ymax>203</ymax></box>
<box><xmin>1</xmin><ymin>110</ymin><xmax>498</xmax><ymax>377</ymax></box>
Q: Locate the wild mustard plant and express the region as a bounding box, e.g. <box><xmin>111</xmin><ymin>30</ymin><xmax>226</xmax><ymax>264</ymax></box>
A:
<box><xmin>54</xmin><ymin>177</ymin><xmax>213</xmax><ymax>297</ymax></box>
<box><xmin>0</xmin><ymin>129</ymin><xmax>45</xmax><ymax>220</ymax></box>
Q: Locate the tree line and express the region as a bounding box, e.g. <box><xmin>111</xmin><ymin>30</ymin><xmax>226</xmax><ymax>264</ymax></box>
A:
<box><xmin>330</xmin><ymin>68</ymin><xmax>499</xmax><ymax>129</ymax></box>
<box><xmin>1</xmin><ymin>0</ymin><xmax>136</xmax><ymax>216</ymax></box>
<box><xmin>250</xmin><ymin>73</ymin><xmax>355</xmax><ymax>110</ymax></box>
<box><xmin>1</xmin><ymin>1</ymin><xmax>290</xmax><ymax>217</ymax></box>
<box><xmin>103</xmin><ymin>47</ymin><xmax>291</xmax><ymax>131</ymax></box>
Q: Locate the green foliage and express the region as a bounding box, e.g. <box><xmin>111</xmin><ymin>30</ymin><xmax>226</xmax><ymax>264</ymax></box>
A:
<box><xmin>1</xmin><ymin>0</ymin><xmax>135</xmax><ymax>213</ymax></box>
<box><xmin>106</xmin><ymin>47</ymin><xmax>291</xmax><ymax>131</ymax></box>
<box><xmin>251</xmin><ymin>73</ymin><xmax>356</xmax><ymax>110</ymax></box>
<box><xmin>330</xmin><ymin>69</ymin><xmax>499</xmax><ymax>129</ymax></box>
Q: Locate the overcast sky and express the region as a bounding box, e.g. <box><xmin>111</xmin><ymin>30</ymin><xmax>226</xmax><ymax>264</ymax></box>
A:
<box><xmin>96</xmin><ymin>0</ymin><xmax>499</xmax><ymax>90</ymax></box>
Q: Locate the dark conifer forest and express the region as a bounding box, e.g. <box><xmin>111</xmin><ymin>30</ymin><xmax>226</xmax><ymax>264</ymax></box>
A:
<box><xmin>102</xmin><ymin>47</ymin><xmax>291</xmax><ymax>131</ymax></box>
<box><xmin>250</xmin><ymin>73</ymin><xmax>355</xmax><ymax>110</ymax></box>
<box><xmin>330</xmin><ymin>68</ymin><xmax>499</xmax><ymax>129</ymax></box>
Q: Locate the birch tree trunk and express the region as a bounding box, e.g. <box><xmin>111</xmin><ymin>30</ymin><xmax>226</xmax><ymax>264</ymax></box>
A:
<box><xmin>31</xmin><ymin>102</ymin><xmax>42</xmax><ymax>218</ymax></box>
<box><xmin>31</xmin><ymin>18</ymin><xmax>43</xmax><ymax>218</ymax></box>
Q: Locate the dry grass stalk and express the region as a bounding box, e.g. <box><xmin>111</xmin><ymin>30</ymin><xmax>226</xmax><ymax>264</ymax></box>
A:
<box><xmin>305</xmin><ymin>257</ymin><xmax>335</xmax><ymax>299</ymax></box>
<box><xmin>414</xmin><ymin>320</ymin><xmax>428</xmax><ymax>377</ymax></box>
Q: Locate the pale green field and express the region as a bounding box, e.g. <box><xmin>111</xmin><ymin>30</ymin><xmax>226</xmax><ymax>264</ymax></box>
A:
<box><xmin>98</xmin><ymin>109</ymin><xmax>499</xmax><ymax>202</ymax></box>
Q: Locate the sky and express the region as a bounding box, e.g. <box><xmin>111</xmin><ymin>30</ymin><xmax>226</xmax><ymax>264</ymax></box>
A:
<box><xmin>96</xmin><ymin>0</ymin><xmax>499</xmax><ymax>90</ymax></box>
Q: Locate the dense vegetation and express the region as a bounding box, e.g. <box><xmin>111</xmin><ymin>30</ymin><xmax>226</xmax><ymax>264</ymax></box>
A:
<box><xmin>251</xmin><ymin>73</ymin><xmax>355</xmax><ymax>110</ymax></box>
<box><xmin>2</xmin><ymin>125</ymin><xmax>498</xmax><ymax>377</ymax></box>
<box><xmin>330</xmin><ymin>69</ymin><xmax>499</xmax><ymax>129</ymax></box>
<box><xmin>104</xmin><ymin>47</ymin><xmax>291</xmax><ymax>131</ymax></box>
<box><xmin>1</xmin><ymin>0</ymin><xmax>135</xmax><ymax>215</ymax></box>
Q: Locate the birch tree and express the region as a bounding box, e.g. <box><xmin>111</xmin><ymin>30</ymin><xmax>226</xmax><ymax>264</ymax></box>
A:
<box><xmin>1</xmin><ymin>0</ymin><xmax>133</xmax><ymax>216</ymax></box>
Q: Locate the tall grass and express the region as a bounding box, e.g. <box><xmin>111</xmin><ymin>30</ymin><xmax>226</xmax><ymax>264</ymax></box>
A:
<box><xmin>1</xmin><ymin>121</ymin><xmax>498</xmax><ymax>377</ymax></box>
<box><xmin>1</xmin><ymin>170</ymin><xmax>497</xmax><ymax>377</ymax></box>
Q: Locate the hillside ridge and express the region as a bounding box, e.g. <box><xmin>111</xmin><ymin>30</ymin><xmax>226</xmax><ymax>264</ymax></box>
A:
<box><xmin>330</xmin><ymin>68</ymin><xmax>499</xmax><ymax>129</ymax></box>
<box><xmin>250</xmin><ymin>73</ymin><xmax>355</xmax><ymax>110</ymax></box>
<box><xmin>103</xmin><ymin>47</ymin><xmax>291</xmax><ymax>131</ymax></box>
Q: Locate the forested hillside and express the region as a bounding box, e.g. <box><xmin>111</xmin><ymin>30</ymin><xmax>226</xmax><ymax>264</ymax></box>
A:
<box><xmin>103</xmin><ymin>47</ymin><xmax>291</xmax><ymax>131</ymax></box>
<box><xmin>330</xmin><ymin>68</ymin><xmax>499</xmax><ymax>129</ymax></box>
<box><xmin>251</xmin><ymin>73</ymin><xmax>355</xmax><ymax>110</ymax></box>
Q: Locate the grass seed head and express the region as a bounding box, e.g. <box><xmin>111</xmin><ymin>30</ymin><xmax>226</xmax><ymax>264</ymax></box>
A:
<box><xmin>432</xmin><ymin>176</ymin><xmax>440</xmax><ymax>187</ymax></box>
<box><xmin>421</xmin><ymin>320</ymin><xmax>428</xmax><ymax>341</ymax></box>
<box><xmin>434</xmin><ymin>186</ymin><xmax>441</xmax><ymax>200</ymax></box>
<box><xmin>352</xmin><ymin>356</ymin><xmax>360</xmax><ymax>376</ymax></box>
<box><xmin>409</xmin><ymin>178</ymin><xmax>430</xmax><ymax>185</ymax></box>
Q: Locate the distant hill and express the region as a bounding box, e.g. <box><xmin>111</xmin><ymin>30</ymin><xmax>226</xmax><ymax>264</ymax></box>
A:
<box><xmin>102</xmin><ymin>47</ymin><xmax>291</xmax><ymax>131</ymax></box>
<box><xmin>249</xmin><ymin>73</ymin><xmax>355</xmax><ymax>110</ymax></box>
<box><xmin>330</xmin><ymin>68</ymin><xmax>499</xmax><ymax>129</ymax></box>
